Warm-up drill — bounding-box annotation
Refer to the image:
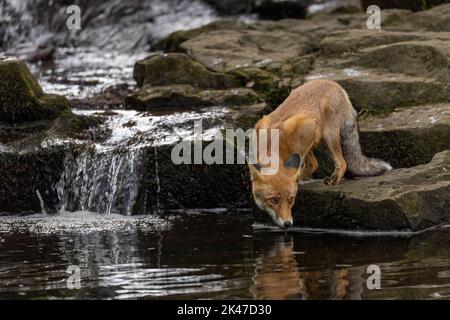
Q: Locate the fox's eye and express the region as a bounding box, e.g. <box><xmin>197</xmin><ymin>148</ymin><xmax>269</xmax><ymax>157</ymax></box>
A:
<box><xmin>288</xmin><ymin>197</ymin><xmax>294</xmax><ymax>204</ymax></box>
<box><xmin>269</xmin><ymin>197</ymin><xmax>279</xmax><ymax>205</ymax></box>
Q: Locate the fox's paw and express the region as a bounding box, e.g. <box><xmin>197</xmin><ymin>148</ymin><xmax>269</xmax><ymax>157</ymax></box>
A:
<box><xmin>323</xmin><ymin>174</ymin><xmax>343</xmax><ymax>185</ymax></box>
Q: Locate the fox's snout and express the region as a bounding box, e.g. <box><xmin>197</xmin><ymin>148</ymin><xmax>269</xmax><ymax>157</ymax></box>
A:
<box><xmin>255</xmin><ymin>198</ymin><xmax>293</xmax><ymax>229</ymax></box>
<box><xmin>267</xmin><ymin>209</ymin><xmax>293</xmax><ymax>229</ymax></box>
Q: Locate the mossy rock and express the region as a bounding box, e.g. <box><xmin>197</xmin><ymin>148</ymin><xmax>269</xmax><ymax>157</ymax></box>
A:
<box><xmin>133</xmin><ymin>53</ymin><xmax>240</xmax><ymax>89</ymax></box>
<box><xmin>0</xmin><ymin>57</ymin><xmax>71</xmax><ymax>123</ymax></box>
<box><xmin>230</xmin><ymin>67</ymin><xmax>290</xmax><ymax>108</ymax></box>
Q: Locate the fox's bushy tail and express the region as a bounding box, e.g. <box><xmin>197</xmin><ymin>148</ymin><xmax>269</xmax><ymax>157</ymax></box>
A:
<box><xmin>340</xmin><ymin>111</ymin><xmax>392</xmax><ymax>176</ymax></box>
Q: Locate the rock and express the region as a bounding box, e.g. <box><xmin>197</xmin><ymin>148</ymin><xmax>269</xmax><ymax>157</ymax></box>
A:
<box><xmin>0</xmin><ymin>148</ymin><xmax>67</xmax><ymax>214</ymax></box>
<box><xmin>358</xmin><ymin>103</ymin><xmax>450</xmax><ymax>169</ymax></box>
<box><xmin>392</xmin><ymin>4</ymin><xmax>450</xmax><ymax>32</ymax></box>
<box><xmin>295</xmin><ymin>150</ymin><xmax>450</xmax><ymax>231</ymax></box>
<box><xmin>137</xmin><ymin>144</ymin><xmax>251</xmax><ymax>211</ymax></box>
<box><xmin>337</xmin><ymin>75</ymin><xmax>447</xmax><ymax>112</ymax></box>
<box><xmin>127</xmin><ymin>52</ymin><xmax>266</xmax><ymax>109</ymax></box>
<box><xmin>230</xmin><ymin>67</ymin><xmax>291</xmax><ymax>106</ymax></box>
<box><xmin>154</xmin><ymin>21</ymin><xmax>250</xmax><ymax>52</ymax></box>
<box><xmin>124</xmin><ymin>85</ymin><xmax>263</xmax><ymax>109</ymax></box>
<box><xmin>133</xmin><ymin>53</ymin><xmax>240</xmax><ymax>89</ymax></box>
<box><xmin>180</xmin><ymin>28</ymin><xmax>315</xmax><ymax>73</ymax></box>
<box><xmin>360</xmin><ymin>0</ymin><xmax>449</xmax><ymax>12</ymax></box>
<box><xmin>380</xmin><ymin>9</ymin><xmax>413</xmax><ymax>27</ymax></box>
<box><xmin>156</xmin><ymin>16</ymin><xmax>354</xmax><ymax>54</ymax></box>
<box><xmin>306</xmin><ymin>69</ymin><xmax>447</xmax><ymax>113</ymax></box>
<box><xmin>154</xmin><ymin>17</ymin><xmax>354</xmax><ymax>110</ymax></box>
<box><xmin>0</xmin><ymin>57</ymin><xmax>71</xmax><ymax>123</ymax></box>
<box><xmin>320</xmin><ymin>30</ymin><xmax>424</xmax><ymax>57</ymax></box>
<box><xmin>358</xmin><ymin>40</ymin><xmax>450</xmax><ymax>82</ymax></box>
<box><xmin>309</xmin><ymin>30</ymin><xmax>450</xmax><ymax>112</ymax></box>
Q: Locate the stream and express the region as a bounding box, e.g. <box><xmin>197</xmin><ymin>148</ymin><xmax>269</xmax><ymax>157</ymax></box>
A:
<box><xmin>1</xmin><ymin>214</ymin><xmax>450</xmax><ymax>299</ymax></box>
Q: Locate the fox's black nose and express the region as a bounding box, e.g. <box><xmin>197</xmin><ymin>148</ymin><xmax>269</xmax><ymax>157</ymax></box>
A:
<box><xmin>284</xmin><ymin>221</ymin><xmax>292</xmax><ymax>228</ymax></box>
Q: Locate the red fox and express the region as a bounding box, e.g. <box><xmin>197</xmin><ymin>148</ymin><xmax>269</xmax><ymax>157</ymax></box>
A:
<box><xmin>248</xmin><ymin>80</ymin><xmax>392</xmax><ymax>229</ymax></box>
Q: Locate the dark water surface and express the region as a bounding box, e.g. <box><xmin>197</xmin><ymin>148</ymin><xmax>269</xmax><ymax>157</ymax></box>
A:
<box><xmin>1</xmin><ymin>212</ymin><xmax>450</xmax><ymax>299</ymax></box>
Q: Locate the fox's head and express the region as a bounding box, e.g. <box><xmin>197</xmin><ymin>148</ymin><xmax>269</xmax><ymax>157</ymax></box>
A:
<box><xmin>248</xmin><ymin>154</ymin><xmax>302</xmax><ymax>229</ymax></box>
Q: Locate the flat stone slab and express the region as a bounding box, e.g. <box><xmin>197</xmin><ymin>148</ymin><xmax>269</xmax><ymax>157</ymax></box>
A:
<box><xmin>296</xmin><ymin>150</ymin><xmax>450</xmax><ymax>231</ymax></box>
<box><xmin>358</xmin><ymin>104</ymin><xmax>450</xmax><ymax>169</ymax></box>
<box><xmin>359</xmin><ymin>103</ymin><xmax>450</xmax><ymax>131</ymax></box>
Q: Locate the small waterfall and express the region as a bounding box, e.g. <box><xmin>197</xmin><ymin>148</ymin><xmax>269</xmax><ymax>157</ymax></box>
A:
<box><xmin>56</xmin><ymin>148</ymin><xmax>142</xmax><ymax>215</ymax></box>
<box><xmin>54</xmin><ymin>109</ymin><xmax>156</xmax><ymax>215</ymax></box>
<box><xmin>53</xmin><ymin>107</ymin><xmax>228</xmax><ymax>216</ymax></box>
<box><xmin>154</xmin><ymin>147</ymin><xmax>161</xmax><ymax>213</ymax></box>
<box><xmin>35</xmin><ymin>189</ymin><xmax>48</xmax><ymax>215</ymax></box>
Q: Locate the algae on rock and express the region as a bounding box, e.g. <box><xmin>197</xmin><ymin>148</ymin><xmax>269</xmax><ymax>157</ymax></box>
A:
<box><xmin>0</xmin><ymin>57</ymin><xmax>71</xmax><ymax>123</ymax></box>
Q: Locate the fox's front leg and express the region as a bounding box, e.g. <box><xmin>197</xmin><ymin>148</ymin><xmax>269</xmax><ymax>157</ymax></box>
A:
<box><xmin>297</xmin><ymin>152</ymin><xmax>318</xmax><ymax>181</ymax></box>
<box><xmin>323</xmin><ymin>133</ymin><xmax>347</xmax><ymax>185</ymax></box>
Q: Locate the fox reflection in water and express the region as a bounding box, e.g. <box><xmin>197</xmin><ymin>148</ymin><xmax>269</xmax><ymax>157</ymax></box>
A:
<box><xmin>251</xmin><ymin>235</ymin><xmax>367</xmax><ymax>300</ymax></box>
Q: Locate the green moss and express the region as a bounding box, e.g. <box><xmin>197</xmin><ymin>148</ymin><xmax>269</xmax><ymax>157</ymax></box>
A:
<box><xmin>230</xmin><ymin>67</ymin><xmax>290</xmax><ymax>108</ymax></box>
<box><xmin>134</xmin><ymin>53</ymin><xmax>240</xmax><ymax>89</ymax></box>
<box><xmin>397</xmin><ymin>193</ymin><xmax>421</xmax><ymax>217</ymax></box>
<box><xmin>51</xmin><ymin>111</ymin><xmax>109</xmax><ymax>142</ymax></box>
<box><xmin>0</xmin><ymin>58</ymin><xmax>71</xmax><ymax>123</ymax></box>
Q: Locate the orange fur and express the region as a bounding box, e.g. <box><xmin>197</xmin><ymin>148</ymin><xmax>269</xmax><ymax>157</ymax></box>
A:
<box><xmin>249</xmin><ymin>79</ymin><xmax>391</xmax><ymax>228</ymax></box>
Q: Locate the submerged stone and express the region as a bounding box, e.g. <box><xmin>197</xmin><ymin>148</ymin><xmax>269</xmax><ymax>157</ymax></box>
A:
<box><xmin>0</xmin><ymin>57</ymin><xmax>71</xmax><ymax>123</ymax></box>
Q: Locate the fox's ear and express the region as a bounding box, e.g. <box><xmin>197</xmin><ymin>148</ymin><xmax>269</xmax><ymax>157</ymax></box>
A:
<box><xmin>284</xmin><ymin>153</ymin><xmax>302</xmax><ymax>170</ymax></box>
<box><xmin>284</xmin><ymin>153</ymin><xmax>303</xmax><ymax>178</ymax></box>
<box><xmin>246</xmin><ymin>157</ymin><xmax>262</xmax><ymax>181</ymax></box>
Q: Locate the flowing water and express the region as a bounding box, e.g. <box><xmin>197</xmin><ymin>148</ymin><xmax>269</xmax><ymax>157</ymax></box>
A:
<box><xmin>53</xmin><ymin>108</ymin><xmax>229</xmax><ymax>214</ymax></box>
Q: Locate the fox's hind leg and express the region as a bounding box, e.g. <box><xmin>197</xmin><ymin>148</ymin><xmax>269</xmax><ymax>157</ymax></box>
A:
<box><xmin>297</xmin><ymin>152</ymin><xmax>318</xmax><ymax>181</ymax></box>
<box><xmin>323</xmin><ymin>131</ymin><xmax>347</xmax><ymax>185</ymax></box>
